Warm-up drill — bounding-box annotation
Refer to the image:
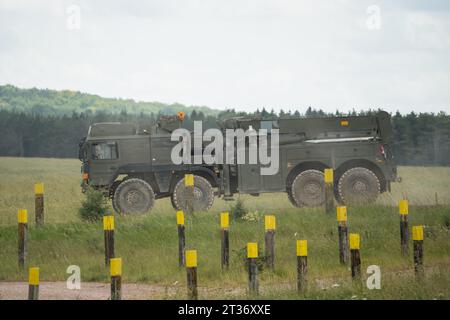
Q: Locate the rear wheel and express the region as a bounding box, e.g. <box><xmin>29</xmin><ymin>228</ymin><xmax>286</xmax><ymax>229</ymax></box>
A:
<box><xmin>338</xmin><ymin>167</ymin><xmax>380</xmax><ymax>205</ymax></box>
<box><xmin>171</xmin><ymin>175</ymin><xmax>214</xmax><ymax>212</ymax></box>
<box><xmin>113</xmin><ymin>178</ymin><xmax>155</xmax><ymax>214</ymax></box>
<box><xmin>290</xmin><ymin>169</ymin><xmax>325</xmax><ymax>207</ymax></box>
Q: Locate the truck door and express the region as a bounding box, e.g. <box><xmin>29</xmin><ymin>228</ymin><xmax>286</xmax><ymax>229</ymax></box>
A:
<box><xmin>88</xmin><ymin>140</ymin><xmax>120</xmax><ymax>185</ymax></box>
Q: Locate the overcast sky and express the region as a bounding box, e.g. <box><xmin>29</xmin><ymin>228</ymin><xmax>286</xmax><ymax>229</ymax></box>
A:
<box><xmin>1</xmin><ymin>0</ymin><xmax>449</xmax><ymax>114</ymax></box>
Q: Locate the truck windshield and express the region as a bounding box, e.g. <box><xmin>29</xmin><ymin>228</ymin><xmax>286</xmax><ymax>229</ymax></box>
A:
<box><xmin>92</xmin><ymin>142</ymin><xmax>118</xmax><ymax>160</ymax></box>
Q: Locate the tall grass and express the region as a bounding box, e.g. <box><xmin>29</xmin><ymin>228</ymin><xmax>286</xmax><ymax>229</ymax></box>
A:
<box><xmin>0</xmin><ymin>157</ymin><xmax>449</xmax><ymax>299</ymax></box>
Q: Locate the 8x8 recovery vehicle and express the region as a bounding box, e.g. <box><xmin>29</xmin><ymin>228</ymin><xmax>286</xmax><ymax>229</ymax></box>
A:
<box><xmin>78</xmin><ymin>111</ymin><xmax>399</xmax><ymax>214</ymax></box>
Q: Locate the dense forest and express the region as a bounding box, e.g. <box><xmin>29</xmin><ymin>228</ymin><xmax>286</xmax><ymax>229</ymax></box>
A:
<box><xmin>0</xmin><ymin>85</ymin><xmax>449</xmax><ymax>166</ymax></box>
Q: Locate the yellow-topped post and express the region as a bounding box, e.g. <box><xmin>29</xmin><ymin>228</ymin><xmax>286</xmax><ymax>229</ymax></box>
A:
<box><xmin>110</xmin><ymin>257</ymin><xmax>122</xmax><ymax>300</ymax></box>
<box><xmin>412</xmin><ymin>226</ymin><xmax>424</xmax><ymax>241</ymax></box>
<box><xmin>247</xmin><ymin>242</ymin><xmax>259</xmax><ymax>295</ymax></box>
<box><xmin>264</xmin><ymin>215</ymin><xmax>276</xmax><ymax>269</ymax></box>
<box><xmin>399</xmin><ymin>199</ymin><xmax>409</xmax><ymax>256</ymax></box>
<box><xmin>18</xmin><ymin>209</ymin><xmax>28</xmax><ymax>224</ymax></box>
<box><xmin>184</xmin><ymin>174</ymin><xmax>194</xmax><ymax>216</ymax></box>
<box><xmin>349</xmin><ymin>233</ymin><xmax>361</xmax><ymax>280</ymax></box>
<box><xmin>186</xmin><ymin>250</ymin><xmax>197</xmax><ymax>268</ymax></box>
<box><xmin>18</xmin><ymin>209</ymin><xmax>28</xmax><ymax>268</ymax></box>
<box><xmin>177</xmin><ymin>210</ymin><xmax>185</xmax><ymax>225</ymax></box>
<box><xmin>220</xmin><ymin>212</ymin><xmax>230</xmax><ymax>270</ymax></box>
<box><xmin>177</xmin><ymin>210</ymin><xmax>186</xmax><ymax>267</ymax></box>
<box><xmin>34</xmin><ymin>183</ymin><xmax>45</xmax><ymax>227</ymax></box>
<box><xmin>185</xmin><ymin>250</ymin><xmax>198</xmax><ymax>300</ymax></box>
<box><xmin>324</xmin><ymin>168</ymin><xmax>334</xmax><ymax>214</ymax></box>
<box><xmin>296</xmin><ymin>240</ymin><xmax>308</xmax><ymax>293</ymax></box>
<box><xmin>28</xmin><ymin>267</ymin><xmax>39</xmax><ymax>300</ymax></box>
<box><xmin>412</xmin><ymin>225</ymin><xmax>424</xmax><ymax>280</ymax></box>
<box><xmin>103</xmin><ymin>214</ymin><xmax>115</xmax><ymax>266</ymax></box>
<box><xmin>336</xmin><ymin>206</ymin><xmax>349</xmax><ymax>264</ymax></box>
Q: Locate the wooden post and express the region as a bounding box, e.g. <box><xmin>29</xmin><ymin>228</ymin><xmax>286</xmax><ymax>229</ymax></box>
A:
<box><xmin>296</xmin><ymin>240</ymin><xmax>308</xmax><ymax>293</ymax></box>
<box><xmin>177</xmin><ymin>210</ymin><xmax>186</xmax><ymax>267</ymax></box>
<box><xmin>349</xmin><ymin>233</ymin><xmax>361</xmax><ymax>281</ymax></box>
<box><xmin>412</xmin><ymin>226</ymin><xmax>424</xmax><ymax>280</ymax></box>
<box><xmin>185</xmin><ymin>174</ymin><xmax>194</xmax><ymax>216</ymax></box>
<box><xmin>324</xmin><ymin>169</ymin><xmax>334</xmax><ymax>214</ymax></box>
<box><xmin>103</xmin><ymin>215</ymin><xmax>115</xmax><ymax>266</ymax></box>
<box><xmin>110</xmin><ymin>258</ymin><xmax>122</xmax><ymax>300</ymax></box>
<box><xmin>28</xmin><ymin>267</ymin><xmax>39</xmax><ymax>300</ymax></box>
<box><xmin>186</xmin><ymin>250</ymin><xmax>198</xmax><ymax>300</ymax></box>
<box><xmin>247</xmin><ymin>242</ymin><xmax>259</xmax><ymax>295</ymax></box>
<box><xmin>264</xmin><ymin>215</ymin><xmax>276</xmax><ymax>270</ymax></box>
<box><xmin>399</xmin><ymin>199</ymin><xmax>409</xmax><ymax>256</ymax></box>
<box><xmin>336</xmin><ymin>206</ymin><xmax>349</xmax><ymax>264</ymax></box>
<box><xmin>220</xmin><ymin>212</ymin><xmax>230</xmax><ymax>270</ymax></box>
<box><xmin>34</xmin><ymin>183</ymin><xmax>44</xmax><ymax>227</ymax></box>
<box><xmin>18</xmin><ymin>209</ymin><xmax>28</xmax><ymax>268</ymax></box>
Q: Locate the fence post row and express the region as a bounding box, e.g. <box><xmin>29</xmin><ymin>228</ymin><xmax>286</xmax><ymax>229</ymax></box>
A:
<box><xmin>336</xmin><ymin>206</ymin><xmax>349</xmax><ymax>264</ymax></box>
<box><xmin>177</xmin><ymin>210</ymin><xmax>186</xmax><ymax>267</ymax></box>
<box><xmin>34</xmin><ymin>183</ymin><xmax>44</xmax><ymax>227</ymax></box>
<box><xmin>110</xmin><ymin>258</ymin><xmax>122</xmax><ymax>300</ymax></box>
<box><xmin>18</xmin><ymin>209</ymin><xmax>28</xmax><ymax>268</ymax></box>
<box><xmin>186</xmin><ymin>250</ymin><xmax>198</xmax><ymax>300</ymax></box>
<box><xmin>184</xmin><ymin>174</ymin><xmax>194</xmax><ymax>216</ymax></box>
<box><xmin>220</xmin><ymin>212</ymin><xmax>230</xmax><ymax>270</ymax></box>
<box><xmin>247</xmin><ymin>242</ymin><xmax>259</xmax><ymax>295</ymax></box>
<box><xmin>349</xmin><ymin>233</ymin><xmax>361</xmax><ymax>281</ymax></box>
<box><xmin>264</xmin><ymin>215</ymin><xmax>276</xmax><ymax>270</ymax></box>
<box><xmin>324</xmin><ymin>168</ymin><xmax>334</xmax><ymax>214</ymax></box>
<box><xmin>28</xmin><ymin>267</ymin><xmax>39</xmax><ymax>300</ymax></box>
<box><xmin>103</xmin><ymin>215</ymin><xmax>115</xmax><ymax>266</ymax></box>
<box><xmin>296</xmin><ymin>240</ymin><xmax>308</xmax><ymax>293</ymax></box>
<box><xmin>412</xmin><ymin>225</ymin><xmax>424</xmax><ymax>280</ymax></box>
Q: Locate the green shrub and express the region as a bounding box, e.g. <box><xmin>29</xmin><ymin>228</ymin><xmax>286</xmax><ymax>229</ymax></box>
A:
<box><xmin>79</xmin><ymin>188</ymin><xmax>109</xmax><ymax>222</ymax></box>
<box><xmin>235</xmin><ymin>246</ymin><xmax>266</xmax><ymax>272</ymax></box>
<box><xmin>230</xmin><ymin>197</ymin><xmax>248</xmax><ymax>221</ymax></box>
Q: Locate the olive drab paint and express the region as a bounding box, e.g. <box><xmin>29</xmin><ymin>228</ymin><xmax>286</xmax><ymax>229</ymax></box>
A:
<box><xmin>79</xmin><ymin>112</ymin><xmax>398</xmax><ymax>214</ymax></box>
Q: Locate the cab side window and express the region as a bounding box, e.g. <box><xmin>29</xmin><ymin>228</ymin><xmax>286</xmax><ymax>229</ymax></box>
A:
<box><xmin>92</xmin><ymin>142</ymin><xmax>118</xmax><ymax>160</ymax></box>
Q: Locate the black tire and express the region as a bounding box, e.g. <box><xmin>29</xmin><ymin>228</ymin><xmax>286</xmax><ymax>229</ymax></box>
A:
<box><xmin>290</xmin><ymin>169</ymin><xmax>325</xmax><ymax>207</ymax></box>
<box><xmin>287</xmin><ymin>188</ymin><xmax>301</xmax><ymax>207</ymax></box>
<box><xmin>171</xmin><ymin>175</ymin><xmax>214</xmax><ymax>212</ymax></box>
<box><xmin>113</xmin><ymin>178</ymin><xmax>155</xmax><ymax>214</ymax></box>
<box><xmin>170</xmin><ymin>194</ymin><xmax>178</xmax><ymax>210</ymax></box>
<box><xmin>338</xmin><ymin>167</ymin><xmax>380</xmax><ymax>205</ymax></box>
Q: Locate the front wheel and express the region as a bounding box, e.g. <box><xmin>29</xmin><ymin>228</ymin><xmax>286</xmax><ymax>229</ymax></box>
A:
<box><xmin>113</xmin><ymin>178</ymin><xmax>155</xmax><ymax>214</ymax></box>
<box><xmin>171</xmin><ymin>175</ymin><xmax>214</xmax><ymax>212</ymax></box>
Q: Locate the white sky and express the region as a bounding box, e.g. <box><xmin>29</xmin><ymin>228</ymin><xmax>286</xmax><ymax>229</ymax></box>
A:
<box><xmin>1</xmin><ymin>0</ymin><xmax>449</xmax><ymax>114</ymax></box>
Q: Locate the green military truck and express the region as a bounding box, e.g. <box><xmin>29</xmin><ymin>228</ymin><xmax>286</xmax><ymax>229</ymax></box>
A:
<box><xmin>78</xmin><ymin>111</ymin><xmax>399</xmax><ymax>214</ymax></box>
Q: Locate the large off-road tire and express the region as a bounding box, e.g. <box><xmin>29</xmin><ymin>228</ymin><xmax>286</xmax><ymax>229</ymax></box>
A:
<box><xmin>287</xmin><ymin>188</ymin><xmax>300</xmax><ymax>207</ymax></box>
<box><xmin>338</xmin><ymin>167</ymin><xmax>380</xmax><ymax>205</ymax></box>
<box><xmin>290</xmin><ymin>169</ymin><xmax>325</xmax><ymax>207</ymax></box>
<box><xmin>171</xmin><ymin>175</ymin><xmax>214</xmax><ymax>212</ymax></box>
<box><xmin>113</xmin><ymin>178</ymin><xmax>155</xmax><ymax>214</ymax></box>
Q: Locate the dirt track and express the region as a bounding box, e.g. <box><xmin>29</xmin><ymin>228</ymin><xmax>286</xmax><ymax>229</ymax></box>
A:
<box><xmin>0</xmin><ymin>281</ymin><xmax>249</xmax><ymax>300</ymax></box>
<box><xmin>0</xmin><ymin>281</ymin><xmax>185</xmax><ymax>300</ymax></box>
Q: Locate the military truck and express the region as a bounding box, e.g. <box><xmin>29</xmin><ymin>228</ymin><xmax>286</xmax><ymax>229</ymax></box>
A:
<box><xmin>78</xmin><ymin>111</ymin><xmax>399</xmax><ymax>214</ymax></box>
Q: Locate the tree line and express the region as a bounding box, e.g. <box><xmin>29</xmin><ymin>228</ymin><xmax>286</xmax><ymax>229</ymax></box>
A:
<box><xmin>0</xmin><ymin>108</ymin><xmax>449</xmax><ymax>166</ymax></box>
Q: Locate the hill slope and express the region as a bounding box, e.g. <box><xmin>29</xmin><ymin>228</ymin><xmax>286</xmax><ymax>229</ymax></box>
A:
<box><xmin>0</xmin><ymin>84</ymin><xmax>219</xmax><ymax>116</ymax></box>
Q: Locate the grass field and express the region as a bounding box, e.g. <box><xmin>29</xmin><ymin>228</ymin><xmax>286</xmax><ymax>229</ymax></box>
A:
<box><xmin>0</xmin><ymin>157</ymin><xmax>449</xmax><ymax>299</ymax></box>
